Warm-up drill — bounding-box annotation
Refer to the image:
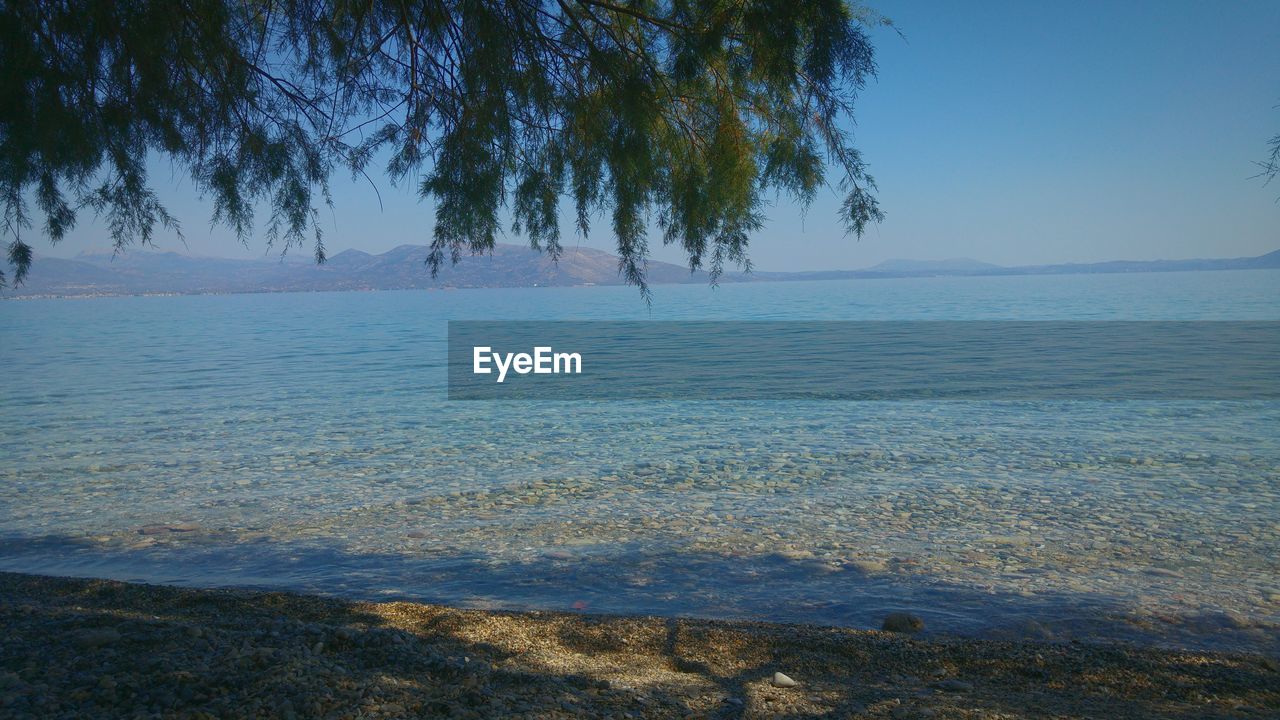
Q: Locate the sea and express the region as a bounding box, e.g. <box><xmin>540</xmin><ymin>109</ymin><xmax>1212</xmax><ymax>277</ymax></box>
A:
<box><xmin>1</xmin><ymin>269</ymin><xmax>1277</xmax><ymax>654</ymax></box>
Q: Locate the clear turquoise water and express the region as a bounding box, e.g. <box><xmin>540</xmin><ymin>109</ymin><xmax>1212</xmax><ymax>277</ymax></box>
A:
<box><xmin>2</xmin><ymin>270</ymin><xmax>1278</xmax><ymax>654</ymax></box>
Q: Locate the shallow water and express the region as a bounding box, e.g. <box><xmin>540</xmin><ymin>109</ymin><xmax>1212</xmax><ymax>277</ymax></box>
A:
<box><xmin>2</xmin><ymin>270</ymin><xmax>1278</xmax><ymax>654</ymax></box>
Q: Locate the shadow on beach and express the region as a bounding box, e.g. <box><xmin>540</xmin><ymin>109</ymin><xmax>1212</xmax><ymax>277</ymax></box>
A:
<box><xmin>1</xmin><ymin>541</ymin><xmax>1279</xmax><ymax>717</ymax></box>
<box><xmin>1</xmin><ymin>529</ymin><xmax>1276</xmax><ymax>657</ymax></box>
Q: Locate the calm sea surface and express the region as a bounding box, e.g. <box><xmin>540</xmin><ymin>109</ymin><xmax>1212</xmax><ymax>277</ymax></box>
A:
<box><xmin>2</xmin><ymin>270</ymin><xmax>1278</xmax><ymax>654</ymax></box>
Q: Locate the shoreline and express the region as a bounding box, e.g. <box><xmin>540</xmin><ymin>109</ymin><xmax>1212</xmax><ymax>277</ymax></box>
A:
<box><xmin>1</xmin><ymin>572</ymin><xmax>1276</xmax><ymax>718</ymax></box>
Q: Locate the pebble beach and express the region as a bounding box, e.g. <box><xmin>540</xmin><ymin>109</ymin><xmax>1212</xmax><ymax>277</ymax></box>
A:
<box><xmin>2</xmin><ymin>571</ymin><xmax>1277</xmax><ymax>719</ymax></box>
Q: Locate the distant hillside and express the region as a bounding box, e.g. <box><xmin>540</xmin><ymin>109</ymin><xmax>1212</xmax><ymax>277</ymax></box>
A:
<box><xmin>1003</xmin><ymin>249</ymin><xmax>1280</xmax><ymax>275</ymax></box>
<box><xmin>4</xmin><ymin>244</ymin><xmax>703</xmax><ymax>298</ymax></box>
<box><xmin>3</xmin><ymin>245</ymin><xmax>1277</xmax><ymax>298</ymax></box>
<box><xmin>867</xmin><ymin>257</ymin><xmax>1001</xmax><ymax>274</ymax></box>
<box><xmin>751</xmin><ymin>249</ymin><xmax>1280</xmax><ymax>282</ymax></box>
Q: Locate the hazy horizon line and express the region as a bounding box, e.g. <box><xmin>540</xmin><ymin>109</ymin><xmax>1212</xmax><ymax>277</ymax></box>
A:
<box><xmin>31</xmin><ymin>242</ymin><xmax>1279</xmax><ymax>276</ymax></box>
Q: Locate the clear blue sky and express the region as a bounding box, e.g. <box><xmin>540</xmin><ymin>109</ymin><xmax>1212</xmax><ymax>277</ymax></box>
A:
<box><xmin>42</xmin><ymin>0</ymin><xmax>1280</xmax><ymax>270</ymax></box>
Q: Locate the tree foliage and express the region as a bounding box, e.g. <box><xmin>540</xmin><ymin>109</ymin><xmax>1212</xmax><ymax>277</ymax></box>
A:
<box><xmin>1260</xmin><ymin>131</ymin><xmax>1280</xmax><ymax>200</ymax></box>
<box><xmin>0</xmin><ymin>0</ymin><xmax>887</xmax><ymax>294</ymax></box>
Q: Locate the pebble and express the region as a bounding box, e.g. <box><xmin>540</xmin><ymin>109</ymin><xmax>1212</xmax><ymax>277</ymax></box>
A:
<box><xmin>848</xmin><ymin>560</ymin><xmax>887</xmax><ymax>574</ymax></box>
<box><xmin>777</xmin><ymin>549</ymin><xmax>814</xmax><ymax>561</ymax></box>
<box><xmin>882</xmin><ymin>613</ymin><xmax>925</xmax><ymax>634</ymax></box>
<box><xmin>1016</xmin><ymin>620</ymin><xmax>1054</xmax><ymax>641</ymax></box>
<box><xmin>771</xmin><ymin>672</ymin><xmax>798</xmax><ymax>688</ymax></box>
<box><xmin>932</xmin><ymin>679</ymin><xmax>974</xmax><ymax>693</ymax></box>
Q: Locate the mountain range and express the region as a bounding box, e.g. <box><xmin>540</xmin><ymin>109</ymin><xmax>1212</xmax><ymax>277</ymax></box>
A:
<box><xmin>4</xmin><ymin>244</ymin><xmax>1278</xmax><ymax>298</ymax></box>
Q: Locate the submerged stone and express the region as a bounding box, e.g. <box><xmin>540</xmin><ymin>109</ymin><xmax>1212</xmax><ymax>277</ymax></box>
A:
<box><xmin>882</xmin><ymin>613</ymin><xmax>924</xmax><ymax>634</ymax></box>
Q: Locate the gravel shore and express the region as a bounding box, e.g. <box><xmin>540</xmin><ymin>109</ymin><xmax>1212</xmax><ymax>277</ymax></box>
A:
<box><xmin>1</xmin><ymin>571</ymin><xmax>1276</xmax><ymax>719</ymax></box>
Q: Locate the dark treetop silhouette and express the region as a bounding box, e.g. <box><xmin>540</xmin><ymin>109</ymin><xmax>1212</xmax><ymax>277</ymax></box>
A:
<box><xmin>0</xmin><ymin>0</ymin><xmax>887</xmax><ymax>295</ymax></box>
